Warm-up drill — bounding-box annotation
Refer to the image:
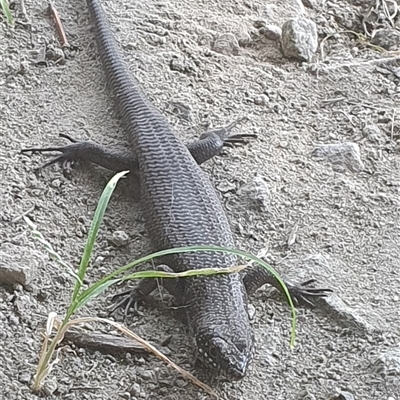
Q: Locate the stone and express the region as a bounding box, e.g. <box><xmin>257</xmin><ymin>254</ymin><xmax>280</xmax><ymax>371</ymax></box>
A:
<box><xmin>111</xmin><ymin>230</ymin><xmax>130</xmax><ymax>247</ymax></box>
<box><xmin>373</xmin><ymin>346</ymin><xmax>400</xmax><ymax>377</ymax></box>
<box><xmin>281</xmin><ymin>18</ymin><xmax>318</xmax><ymax>61</ymax></box>
<box><xmin>239</xmin><ymin>176</ymin><xmax>271</xmax><ymax>211</ymax></box>
<box><xmin>212</xmin><ymin>33</ymin><xmax>240</xmax><ymax>55</ymax></box>
<box><xmin>312</xmin><ymin>142</ymin><xmax>364</xmax><ymax>173</ymax></box>
<box><xmin>371</xmin><ymin>29</ymin><xmax>400</xmax><ymax>51</ymax></box>
<box><xmin>260</xmin><ymin>25</ymin><xmax>282</xmax><ymax>41</ymax></box>
<box><xmin>0</xmin><ymin>243</ymin><xmax>43</xmax><ymax>285</ymax></box>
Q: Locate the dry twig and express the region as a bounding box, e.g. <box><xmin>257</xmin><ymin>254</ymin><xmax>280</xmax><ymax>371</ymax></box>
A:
<box><xmin>48</xmin><ymin>2</ymin><xmax>70</xmax><ymax>48</ymax></box>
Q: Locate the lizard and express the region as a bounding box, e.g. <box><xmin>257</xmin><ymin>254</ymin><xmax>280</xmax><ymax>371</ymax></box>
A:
<box><xmin>22</xmin><ymin>0</ymin><xmax>331</xmax><ymax>380</ymax></box>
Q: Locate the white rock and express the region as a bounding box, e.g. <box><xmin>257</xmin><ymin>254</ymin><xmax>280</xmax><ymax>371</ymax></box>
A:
<box><xmin>281</xmin><ymin>18</ymin><xmax>318</xmax><ymax>61</ymax></box>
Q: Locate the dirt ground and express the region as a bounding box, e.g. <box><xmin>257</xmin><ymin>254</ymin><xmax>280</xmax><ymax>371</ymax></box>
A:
<box><xmin>1</xmin><ymin>0</ymin><xmax>400</xmax><ymax>399</ymax></box>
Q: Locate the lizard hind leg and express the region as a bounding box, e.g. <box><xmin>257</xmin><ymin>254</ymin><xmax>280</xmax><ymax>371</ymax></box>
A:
<box><xmin>243</xmin><ymin>265</ymin><xmax>333</xmax><ymax>307</ymax></box>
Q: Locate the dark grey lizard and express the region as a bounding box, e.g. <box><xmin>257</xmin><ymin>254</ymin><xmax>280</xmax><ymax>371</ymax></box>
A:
<box><xmin>22</xmin><ymin>0</ymin><xmax>331</xmax><ymax>380</ymax></box>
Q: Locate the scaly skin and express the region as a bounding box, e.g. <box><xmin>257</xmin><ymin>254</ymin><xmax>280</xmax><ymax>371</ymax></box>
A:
<box><xmin>87</xmin><ymin>0</ymin><xmax>253</xmax><ymax>379</ymax></box>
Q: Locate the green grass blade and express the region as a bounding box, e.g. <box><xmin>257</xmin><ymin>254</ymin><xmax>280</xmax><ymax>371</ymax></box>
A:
<box><xmin>77</xmin><ymin>245</ymin><xmax>297</xmax><ymax>346</ymax></box>
<box><xmin>71</xmin><ymin>170</ymin><xmax>129</xmax><ymax>303</ymax></box>
<box><xmin>75</xmin><ymin>265</ymin><xmax>245</xmax><ymax>310</ymax></box>
<box><xmin>1</xmin><ymin>0</ymin><xmax>13</xmax><ymax>24</ymax></box>
<box><xmin>121</xmin><ymin>265</ymin><xmax>245</xmax><ymax>281</ymax></box>
<box><xmin>76</xmin><ymin>279</ymin><xmax>120</xmax><ymax>309</ymax></box>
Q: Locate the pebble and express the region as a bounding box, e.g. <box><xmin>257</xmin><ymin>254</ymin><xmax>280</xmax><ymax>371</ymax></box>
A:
<box><xmin>17</xmin><ymin>372</ymin><xmax>31</xmax><ymax>384</ymax></box>
<box><xmin>254</xmin><ymin>94</ymin><xmax>269</xmax><ymax>106</ymax></box>
<box><xmin>45</xmin><ymin>45</ymin><xmax>65</xmax><ymax>64</ymax></box>
<box><xmin>259</xmin><ymin>25</ymin><xmax>282</xmax><ymax>41</ymax></box>
<box><xmin>111</xmin><ymin>230</ymin><xmax>130</xmax><ymax>247</ymax></box>
<box><xmin>371</xmin><ymin>29</ymin><xmax>400</xmax><ymax>51</ymax></box>
<box><xmin>0</xmin><ymin>243</ymin><xmax>42</xmax><ymax>285</ymax></box>
<box><xmin>239</xmin><ymin>176</ymin><xmax>271</xmax><ymax>211</ymax></box>
<box><xmin>311</xmin><ymin>142</ymin><xmax>364</xmax><ymax>173</ymax></box>
<box><xmin>217</xmin><ymin>181</ymin><xmax>236</xmax><ymax>193</ymax></box>
<box><xmin>42</xmin><ymin>377</ymin><xmax>58</xmax><ymax>395</ymax></box>
<box><xmin>331</xmin><ymin>390</ymin><xmax>355</xmax><ymax>400</ymax></box>
<box><xmin>281</xmin><ymin>18</ymin><xmax>318</xmax><ymax>61</ymax></box>
<box><xmin>362</xmin><ymin>124</ymin><xmax>385</xmax><ymax>144</ymax></box>
<box><xmin>301</xmin><ymin>0</ymin><xmax>317</xmax><ymax>8</ymax></box>
<box><xmin>212</xmin><ymin>33</ymin><xmax>240</xmax><ymax>55</ymax></box>
<box><xmin>372</xmin><ymin>345</ymin><xmax>400</xmax><ymax>377</ymax></box>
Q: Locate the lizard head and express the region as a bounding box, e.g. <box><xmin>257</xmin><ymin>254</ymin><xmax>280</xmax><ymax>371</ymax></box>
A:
<box><xmin>194</xmin><ymin>329</ymin><xmax>254</xmax><ymax>380</ymax></box>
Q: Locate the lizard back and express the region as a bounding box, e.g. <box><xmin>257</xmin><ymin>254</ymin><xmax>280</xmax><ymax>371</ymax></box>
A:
<box><xmin>87</xmin><ymin>0</ymin><xmax>254</xmax><ymax>379</ymax></box>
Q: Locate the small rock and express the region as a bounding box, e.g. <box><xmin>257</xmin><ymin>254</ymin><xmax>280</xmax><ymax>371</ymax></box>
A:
<box><xmin>94</xmin><ymin>255</ymin><xmax>105</xmax><ymax>266</ymax></box>
<box><xmin>248</xmin><ymin>303</ymin><xmax>256</xmax><ymax>320</ymax></box>
<box><xmin>130</xmin><ymin>383</ymin><xmax>142</xmax><ymax>397</ymax></box>
<box><xmin>212</xmin><ymin>33</ymin><xmax>240</xmax><ymax>55</ymax></box>
<box><xmin>362</xmin><ymin>124</ymin><xmax>385</xmax><ymax>143</ymax></box>
<box><xmin>0</xmin><ymin>243</ymin><xmax>43</xmax><ymax>285</ymax></box>
<box><xmin>9</xmin><ymin>315</ymin><xmax>19</xmax><ymax>325</ymax></box>
<box><xmin>281</xmin><ymin>18</ymin><xmax>318</xmax><ymax>61</ymax></box>
<box><xmin>315</xmin><ymin>294</ymin><xmax>377</xmax><ymax>333</ymax></box>
<box><xmin>51</xmin><ymin>179</ymin><xmax>62</xmax><ymax>188</ymax></box>
<box><xmin>111</xmin><ymin>230</ymin><xmax>130</xmax><ymax>247</ymax></box>
<box><xmin>264</xmin><ymin>4</ymin><xmax>277</xmax><ymax>19</ymax></box>
<box><xmin>18</xmin><ymin>372</ymin><xmax>31</xmax><ymax>384</ymax></box>
<box><xmin>237</xmin><ymin>28</ymin><xmax>252</xmax><ymax>47</ymax></box>
<box><xmin>312</xmin><ymin>142</ymin><xmax>364</xmax><ymax>173</ymax></box>
<box><xmin>42</xmin><ymin>377</ymin><xmax>58</xmax><ymax>395</ymax></box>
<box><xmin>301</xmin><ymin>0</ymin><xmax>317</xmax><ymax>8</ymax></box>
<box><xmin>253</xmin><ymin>20</ymin><xmax>267</xmax><ymax>29</ymax></box>
<box><xmin>392</xmin><ymin>67</ymin><xmax>400</xmax><ymax>79</ymax></box>
<box><xmin>330</xmin><ymin>390</ymin><xmax>355</xmax><ymax>400</ymax></box>
<box><xmin>239</xmin><ymin>176</ymin><xmax>271</xmax><ymax>211</ymax></box>
<box><xmin>279</xmin><ymin>140</ymin><xmax>289</xmax><ymax>148</ymax></box>
<box><xmin>46</xmin><ymin>45</ymin><xmax>65</xmax><ymax>63</ymax></box>
<box><xmin>169</xmin><ymin>55</ymin><xmax>196</xmax><ymax>75</ymax></box>
<box><xmin>373</xmin><ymin>346</ymin><xmax>400</xmax><ymax>377</ymax></box>
<box><xmin>217</xmin><ymin>181</ymin><xmax>236</xmax><ymax>193</ymax></box>
<box><xmin>175</xmin><ymin>379</ymin><xmax>188</xmax><ymax>388</ymax></box>
<box><xmin>18</xmin><ymin>61</ymin><xmax>30</xmax><ymax>75</ymax></box>
<box><xmin>259</xmin><ymin>25</ymin><xmax>282</xmax><ymax>41</ymax></box>
<box><xmin>137</xmin><ymin>368</ymin><xmax>154</xmax><ymax>380</ymax></box>
<box><xmin>371</xmin><ymin>29</ymin><xmax>400</xmax><ymax>51</ymax></box>
<box><xmin>254</xmin><ymin>94</ymin><xmax>269</xmax><ymax>106</ymax></box>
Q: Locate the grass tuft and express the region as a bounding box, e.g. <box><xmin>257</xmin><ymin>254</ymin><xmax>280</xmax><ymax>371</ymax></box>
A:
<box><xmin>26</xmin><ymin>171</ymin><xmax>296</xmax><ymax>396</ymax></box>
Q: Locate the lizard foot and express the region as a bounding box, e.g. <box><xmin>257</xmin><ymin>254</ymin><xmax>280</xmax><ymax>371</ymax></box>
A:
<box><xmin>200</xmin><ymin>117</ymin><xmax>256</xmax><ymax>148</ymax></box>
<box><xmin>21</xmin><ymin>134</ymin><xmax>88</xmax><ymax>173</ymax></box>
<box><xmin>108</xmin><ymin>264</ymin><xmax>177</xmax><ymax>319</ymax></box>
<box><xmin>286</xmin><ymin>279</ymin><xmax>333</xmax><ymax>307</ymax></box>
<box><xmin>22</xmin><ymin>134</ymin><xmax>137</xmax><ymax>173</ymax></box>
<box><xmin>108</xmin><ymin>288</ymin><xmax>146</xmax><ymax>319</ymax></box>
<box><xmin>223</xmin><ymin>133</ymin><xmax>257</xmax><ymax>148</ymax></box>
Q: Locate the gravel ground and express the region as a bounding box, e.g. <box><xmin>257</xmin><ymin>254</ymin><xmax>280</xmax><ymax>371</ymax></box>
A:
<box><xmin>1</xmin><ymin>0</ymin><xmax>400</xmax><ymax>399</ymax></box>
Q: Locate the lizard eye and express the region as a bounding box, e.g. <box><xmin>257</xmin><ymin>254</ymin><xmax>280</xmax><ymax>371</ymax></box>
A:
<box><xmin>209</xmin><ymin>343</ymin><xmax>218</xmax><ymax>359</ymax></box>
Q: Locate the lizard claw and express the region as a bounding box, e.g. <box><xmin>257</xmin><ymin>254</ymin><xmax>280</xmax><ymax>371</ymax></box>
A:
<box><xmin>108</xmin><ymin>289</ymin><xmax>144</xmax><ymax>319</ymax></box>
<box><xmin>286</xmin><ymin>280</ymin><xmax>333</xmax><ymax>307</ymax></box>
<box><xmin>223</xmin><ymin>133</ymin><xmax>257</xmax><ymax>148</ymax></box>
<box><xmin>21</xmin><ymin>135</ymin><xmax>91</xmax><ymax>174</ymax></box>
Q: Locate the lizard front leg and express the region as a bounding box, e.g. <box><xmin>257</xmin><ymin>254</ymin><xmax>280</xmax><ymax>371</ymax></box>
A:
<box><xmin>187</xmin><ymin>118</ymin><xmax>256</xmax><ymax>165</ymax></box>
<box><xmin>22</xmin><ymin>119</ymin><xmax>256</xmax><ymax>171</ymax></box>
<box><xmin>21</xmin><ymin>133</ymin><xmax>138</xmax><ymax>173</ymax></box>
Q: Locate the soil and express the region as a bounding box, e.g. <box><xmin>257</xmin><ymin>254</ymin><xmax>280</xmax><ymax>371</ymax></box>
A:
<box><xmin>1</xmin><ymin>0</ymin><xmax>400</xmax><ymax>399</ymax></box>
